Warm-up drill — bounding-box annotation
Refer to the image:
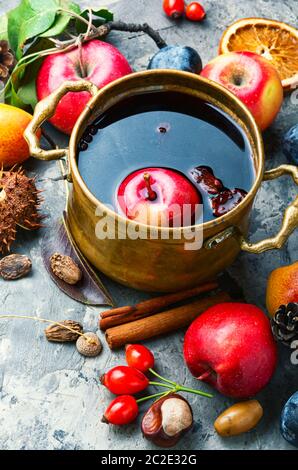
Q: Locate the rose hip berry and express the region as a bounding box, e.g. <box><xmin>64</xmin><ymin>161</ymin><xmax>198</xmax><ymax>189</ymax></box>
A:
<box><xmin>185</xmin><ymin>2</ymin><xmax>206</xmax><ymax>21</ymax></box>
<box><xmin>163</xmin><ymin>0</ymin><xmax>185</xmax><ymax>19</ymax></box>
<box><xmin>102</xmin><ymin>395</ymin><xmax>139</xmax><ymax>425</ymax></box>
<box><xmin>125</xmin><ymin>344</ymin><xmax>155</xmax><ymax>372</ymax></box>
<box><xmin>101</xmin><ymin>365</ymin><xmax>149</xmax><ymax>395</ymax></box>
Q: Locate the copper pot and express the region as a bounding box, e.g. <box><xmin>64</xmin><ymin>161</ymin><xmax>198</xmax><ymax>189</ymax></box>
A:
<box><xmin>25</xmin><ymin>71</ymin><xmax>298</xmax><ymax>292</ymax></box>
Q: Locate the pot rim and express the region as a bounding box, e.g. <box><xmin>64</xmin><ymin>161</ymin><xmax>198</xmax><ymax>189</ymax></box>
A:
<box><xmin>69</xmin><ymin>69</ymin><xmax>264</xmax><ymax>234</ymax></box>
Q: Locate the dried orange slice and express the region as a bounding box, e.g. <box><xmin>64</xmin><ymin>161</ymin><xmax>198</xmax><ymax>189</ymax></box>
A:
<box><xmin>219</xmin><ymin>18</ymin><xmax>298</xmax><ymax>90</ymax></box>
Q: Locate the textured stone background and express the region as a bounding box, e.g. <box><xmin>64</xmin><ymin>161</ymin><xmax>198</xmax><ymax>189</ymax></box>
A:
<box><xmin>0</xmin><ymin>0</ymin><xmax>297</xmax><ymax>451</ymax></box>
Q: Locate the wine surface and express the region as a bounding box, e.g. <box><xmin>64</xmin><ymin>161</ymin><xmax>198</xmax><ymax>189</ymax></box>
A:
<box><xmin>78</xmin><ymin>91</ymin><xmax>255</xmax><ymax>222</ymax></box>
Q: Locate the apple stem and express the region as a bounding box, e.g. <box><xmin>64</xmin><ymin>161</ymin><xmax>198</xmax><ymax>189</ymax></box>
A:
<box><xmin>143</xmin><ymin>173</ymin><xmax>157</xmax><ymax>201</ymax></box>
<box><xmin>77</xmin><ymin>40</ymin><xmax>87</xmax><ymax>78</ymax></box>
<box><xmin>197</xmin><ymin>371</ymin><xmax>213</xmax><ymax>381</ymax></box>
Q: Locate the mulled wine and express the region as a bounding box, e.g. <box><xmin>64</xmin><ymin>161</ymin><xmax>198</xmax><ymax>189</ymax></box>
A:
<box><xmin>77</xmin><ymin>91</ymin><xmax>255</xmax><ymax>223</ymax></box>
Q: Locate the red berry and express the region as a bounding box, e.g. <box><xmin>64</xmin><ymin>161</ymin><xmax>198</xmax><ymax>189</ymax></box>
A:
<box><xmin>125</xmin><ymin>344</ymin><xmax>155</xmax><ymax>372</ymax></box>
<box><xmin>103</xmin><ymin>395</ymin><xmax>139</xmax><ymax>425</ymax></box>
<box><xmin>101</xmin><ymin>365</ymin><xmax>149</xmax><ymax>395</ymax></box>
<box><xmin>185</xmin><ymin>2</ymin><xmax>206</xmax><ymax>21</ymax></box>
<box><xmin>163</xmin><ymin>0</ymin><xmax>185</xmax><ymax>19</ymax></box>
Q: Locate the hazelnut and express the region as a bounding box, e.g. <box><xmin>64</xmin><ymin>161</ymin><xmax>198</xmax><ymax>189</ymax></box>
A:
<box><xmin>141</xmin><ymin>393</ymin><xmax>193</xmax><ymax>447</ymax></box>
<box><xmin>76</xmin><ymin>332</ymin><xmax>102</xmax><ymax>357</ymax></box>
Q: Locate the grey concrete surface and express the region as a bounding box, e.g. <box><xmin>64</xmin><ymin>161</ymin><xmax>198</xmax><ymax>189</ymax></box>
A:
<box><xmin>0</xmin><ymin>0</ymin><xmax>297</xmax><ymax>450</ymax></box>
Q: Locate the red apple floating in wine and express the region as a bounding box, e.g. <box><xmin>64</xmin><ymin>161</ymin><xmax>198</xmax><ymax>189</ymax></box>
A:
<box><xmin>117</xmin><ymin>167</ymin><xmax>202</xmax><ymax>227</ymax></box>
<box><xmin>183</xmin><ymin>303</ymin><xmax>278</xmax><ymax>398</ymax></box>
<box><xmin>36</xmin><ymin>40</ymin><xmax>132</xmax><ymax>135</ymax></box>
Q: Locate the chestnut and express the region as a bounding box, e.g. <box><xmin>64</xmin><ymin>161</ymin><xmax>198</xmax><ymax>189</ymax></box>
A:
<box><xmin>141</xmin><ymin>393</ymin><xmax>193</xmax><ymax>447</ymax></box>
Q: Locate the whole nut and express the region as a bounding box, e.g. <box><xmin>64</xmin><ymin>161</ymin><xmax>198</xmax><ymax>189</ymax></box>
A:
<box><xmin>76</xmin><ymin>332</ymin><xmax>102</xmax><ymax>357</ymax></box>
<box><xmin>50</xmin><ymin>252</ymin><xmax>82</xmax><ymax>285</ymax></box>
<box><xmin>141</xmin><ymin>393</ymin><xmax>193</xmax><ymax>447</ymax></box>
<box><xmin>44</xmin><ymin>320</ymin><xmax>83</xmax><ymax>342</ymax></box>
<box><xmin>214</xmin><ymin>400</ymin><xmax>263</xmax><ymax>437</ymax></box>
<box><xmin>0</xmin><ymin>254</ymin><xmax>32</xmax><ymax>280</ymax></box>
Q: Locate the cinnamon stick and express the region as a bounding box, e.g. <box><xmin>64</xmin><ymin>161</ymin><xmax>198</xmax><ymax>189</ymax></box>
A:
<box><xmin>105</xmin><ymin>291</ymin><xmax>231</xmax><ymax>349</ymax></box>
<box><xmin>100</xmin><ymin>281</ymin><xmax>218</xmax><ymax>331</ymax></box>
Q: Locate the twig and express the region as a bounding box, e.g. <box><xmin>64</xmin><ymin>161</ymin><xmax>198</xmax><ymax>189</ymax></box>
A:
<box><xmin>57</xmin><ymin>8</ymin><xmax>97</xmax><ymax>34</ymax></box>
<box><xmin>84</xmin><ymin>8</ymin><xmax>94</xmax><ymax>40</ymax></box>
<box><xmin>48</xmin><ymin>20</ymin><xmax>167</xmax><ymax>51</ymax></box>
<box><xmin>105</xmin><ymin>21</ymin><xmax>167</xmax><ymax>49</ymax></box>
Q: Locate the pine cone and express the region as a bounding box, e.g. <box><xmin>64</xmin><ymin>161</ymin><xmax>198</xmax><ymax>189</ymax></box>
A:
<box><xmin>271</xmin><ymin>303</ymin><xmax>298</xmax><ymax>346</ymax></box>
<box><xmin>0</xmin><ymin>40</ymin><xmax>15</xmax><ymax>83</ymax></box>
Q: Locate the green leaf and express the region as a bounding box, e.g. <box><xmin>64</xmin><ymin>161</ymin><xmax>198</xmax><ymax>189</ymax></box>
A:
<box><xmin>7</xmin><ymin>0</ymin><xmax>81</xmax><ymax>59</ymax></box>
<box><xmin>9</xmin><ymin>61</ymin><xmax>32</xmax><ymax>110</ymax></box>
<box><xmin>41</xmin><ymin>2</ymin><xmax>81</xmax><ymax>37</ymax></box>
<box><xmin>8</xmin><ymin>0</ymin><xmax>35</xmax><ymax>54</ymax></box>
<box><xmin>0</xmin><ymin>14</ymin><xmax>8</xmax><ymax>41</ymax></box>
<box><xmin>28</xmin><ymin>0</ymin><xmax>58</xmax><ymax>11</ymax></box>
<box><xmin>13</xmin><ymin>36</ymin><xmax>53</xmax><ymax>108</ymax></box>
<box><xmin>76</xmin><ymin>8</ymin><xmax>113</xmax><ymax>34</ymax></box>
<box><xmin>17</xmin><ymin>10</ymin><xmax>57</xmax><ymax>58</ymax></box>
<box><xmin>17</xmin><ymin>59</ymin><xmax>42</xmax><ymax>108</ymax></box>
<box><xmin>7</xmin><ymin>0</ymin><xmax>57</xmax><ymax>57</ymax></box>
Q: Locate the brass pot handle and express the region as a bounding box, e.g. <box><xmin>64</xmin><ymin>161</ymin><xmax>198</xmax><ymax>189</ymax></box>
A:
<box><xmin>240</xmin><ymin>164</ymin><xmax>298</xmax><ymax>254</ymax></box>
<box><xmin>24</xmin><ymin>80</ymin><xmax>99</xmax><ymax>161</ymax></box>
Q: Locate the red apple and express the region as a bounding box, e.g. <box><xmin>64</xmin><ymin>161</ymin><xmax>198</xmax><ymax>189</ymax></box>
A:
<box><xmin>117</xmin><ymin>167</ymin><xmax>202</xmax><ymax>227</ymax></box>
<box><xmin>183</xmin><ymin>303</ymin><xmax>278</xmax><ymax>398</ymax></box>
<box><xmin>201</xmin><ymin>51</ymin><xmax>283</xmax><ymax>131</ymax></box>
<box><xmin>36</xmin><ymin>40</ymin><xmax>132</xmax><ymax>135</ymax></box>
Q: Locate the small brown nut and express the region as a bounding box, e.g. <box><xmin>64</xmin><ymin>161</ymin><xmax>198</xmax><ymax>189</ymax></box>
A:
<box><xmin>214</xmin><ymin>400</ymin><xmax>263</xmax><ymax>437</ymax></box>
<box><xmin>44</xmin><ymin>320</ymin><xmax>83</xmax><ymax>342</ymax></box>
<box><xmin>50</xmin><ymin>252</ymin><xmax>82</xmax><ymax>285</ymax></box>
<box><xmin>76</xmin><ymin>332</ymin><xmax>102</xmax><ymax>357</ymax></box>
<box><xmin>142</xmin><ymin>393</ymin><xmax>193</xmax><ymax>448</ymax></box>
<box><xmin>0</xmin><ymin>254</ymin><xmax>32</xmax><ymax>280</ymax></box>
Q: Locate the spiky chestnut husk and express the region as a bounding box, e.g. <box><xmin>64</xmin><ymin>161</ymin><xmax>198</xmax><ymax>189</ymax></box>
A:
<box><xmin>0</xmin><ymin>169</ymin><xmax>43</xmax><ymax>230</ymax></box>
<box><xmin>0</xmin><ymin>201</ymin><xmax>17</xmax><ymax>253</ymax></box>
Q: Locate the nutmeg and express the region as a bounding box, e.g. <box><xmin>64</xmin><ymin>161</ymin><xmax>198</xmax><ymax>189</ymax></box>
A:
<box><xmin>76</xmin><ymin>332</ymin><xmax>102</xmax><ymax>357</ymax></box>
<box><xmin>50</xmin><ymin>252</ymin><xmax>82</xmax><ymax>285</ymax></box>
<box><xmin>141</xmin><ymin>393</ymin><xmax>193</xmax><ymax>447</ymax></box>
<box><xmin>0</xmin><ymin>253</ymin><xmax>32</xmax><ymax>280</ymax></box>
<box><xmin>44</xmin><ymin>320</ymin><xmax>83</xmax><ymax>342</ymax></box>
